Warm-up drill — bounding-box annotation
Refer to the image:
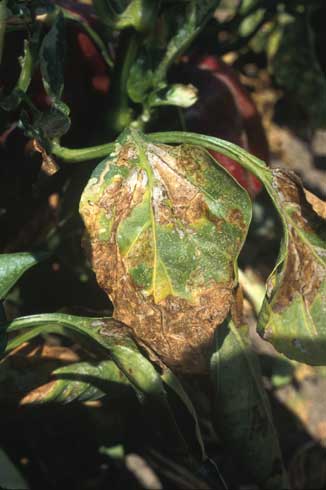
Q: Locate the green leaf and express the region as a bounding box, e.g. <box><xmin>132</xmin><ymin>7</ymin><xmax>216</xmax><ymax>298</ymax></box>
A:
<box><xmin>0</xmin><ymin>251</ymin><xmax>49</xmax><ymax>300</ymax></box>
<box><xmin>153</xmin><ymin>1</ymin><xmax>220</xmax><ymax>83</ymax></box>
<box><xmin>40</xmin><ymin>10</ymin><xmax>65</xmax><ymax>101</ymax></box>
<box><xmin>147</xmin><ymin>84</ymin><xmax>198</xmax><ymax>109</ymax></box>
<box><xmin>211</xmin><ymin>317</ymin><xmax>288</xmax><ymax>489</ymax></box>
<box><xmin>30</xmin><ymin>360</ymin><xmax>131</xmax><ymax>404</ymax></box>
<box><xmin>127</xmin><ymin>1</ymin><xmax>219</xmax><ymax>106</ymax></box>
<box><xmin>257</xmin><ymin>170</ymin><xmax>326</xmax><ymax>365</ymax></box>
<box><xmin>80</xmin><ymin>129</ymin><xmax>251</xmax><ymax>372</ymax></box>
<box><xmin>127</xmin><ymin>47</ymin><xmax>156</xmax><ymax>103</ymax></box>
<box><xmin>3</xmin><ymin>313</ymin><xmax>200</xmax><ymax>463</ymax></box>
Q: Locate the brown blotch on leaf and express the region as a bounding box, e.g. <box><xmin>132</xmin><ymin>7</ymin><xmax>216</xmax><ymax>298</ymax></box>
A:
<box><xmin>268</xmin><ymin>170</ymin><xmax>326</xmax><ymax>312</ymax></box>
<box><xmin>80</xmin><ymin>134</ymin><xmax>248</xmax><ymax>373</ymax></box>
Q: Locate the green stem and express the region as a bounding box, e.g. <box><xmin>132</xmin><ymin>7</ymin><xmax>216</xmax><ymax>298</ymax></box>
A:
<box><xmin>51</xmin><ymin>140</ymin><xmax>114</xmax><ymax>162</ymax></box>
<box><xmin>1</xmin><ymin>39</ymin><xmax>34</xmax><ymax>110</ymax></box>
<box><xmin>63</xmin><ymin>10</ymin><xmax>114</xmax><ymax>68</ymax></box>
<box><xmin>106</xmin><ymin>30</ymin><xmax>140</xmax><ymax>133</ymax></box>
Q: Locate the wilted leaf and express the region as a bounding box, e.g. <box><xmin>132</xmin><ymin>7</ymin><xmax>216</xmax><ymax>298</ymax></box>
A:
<box><xmin>40</xmin><ymin>10</ymin><xmax>65</xmax><ymax>100</ymax></box>
<box><xmin>79</xmin><ymin>129</ymin><xmax>251</xmax><ymax>372</ymax></box>
<box><xmin>258</xmin><ymin>170</ymin><xmax>326</xmax><ymax>364</ymax></box>
<box><xmin>211</xmin><ymin>317</ymin><xmax>288</xmax><ymax>489</ymax></box>
<box><xmin>0</xmin><ymin>251</ymin><xmax>49</xmax><ymax>300</ymax></box>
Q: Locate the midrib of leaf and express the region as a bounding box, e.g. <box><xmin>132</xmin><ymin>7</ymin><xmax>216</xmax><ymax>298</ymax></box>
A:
<box><xmin>132</xmin><ymin>132</ymin><xmax>174</xmax><ymax>302</ymax></box>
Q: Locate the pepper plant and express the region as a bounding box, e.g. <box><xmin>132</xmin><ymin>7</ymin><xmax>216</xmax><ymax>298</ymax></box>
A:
<box><xmin>0</xmin><ymin>1</ymin><xmax>325</xmax><ymax>489</ymax></box>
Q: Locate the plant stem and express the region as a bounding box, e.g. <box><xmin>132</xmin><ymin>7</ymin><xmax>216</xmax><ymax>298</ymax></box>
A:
<box><xmin>106</xmin><ymin>29</ymin><xmax>140</xmax><ymax>133</ymax></box>
<box><xmin>63</xmin><ymin>10</ymin><xmax>114</xmax><ymax>68</ymax></box>
<box><xmin>51</xmin><ymin>140</ymin><xmax>114</xmax><ymax>162</ymax></box>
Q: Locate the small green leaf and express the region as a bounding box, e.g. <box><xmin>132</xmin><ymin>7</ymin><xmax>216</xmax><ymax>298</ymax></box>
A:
<box><xmin>148</xmin><ymin>84</ymin><xmax>198</xmax><ymax>109</ymax></box>
<box><xmin>0</xmin><ymin>251</ymin><xmax>48</xmax><ymax>300</ymax></box>
<box><xmin>40</xmin><ymin>10</ymin><xmax>65</xmax><ymax>100</ymax></box>
<box><xmin>127</xmin><ymin>48</ymin><xmax>156</xmax><ymax>103</ymax></box>
<box><xmin>258</xmin><ymin>170</ymin><xmax>326</xmax><ymax>365</ymax></box>
<box><xmin>211</xmin><ymin>317</ymin><xmax>288</xmax><ymax>489</ymax></box>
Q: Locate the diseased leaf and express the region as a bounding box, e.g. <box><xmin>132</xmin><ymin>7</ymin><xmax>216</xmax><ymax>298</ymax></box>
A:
<box><xmin>40</xmin><ymin>10</ymin><xmax>65</xmax><ymax>100</ymax></box>
<box><xmin>211</xmin><ymin>317</ymin><xmax>288</xmax><ymax>489</ymax></box>
<box><xmin>147</xmin><ymin>131</ymin><xmax>326</xmax><ymax>368</ymax></box>
<box><xmin>79</xmin><ymin>129</ymin><xmax>251</xmax><ymax>372</ymax></box>
<box><xmin>0</xmin><ymin>251</ymin><xmax>49</xmax><ymax>300</ymax></box>
<box><xmin>258</xmin><ymin>170</ymin><xmax>326</xmax><ymax>364</ymax></box>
